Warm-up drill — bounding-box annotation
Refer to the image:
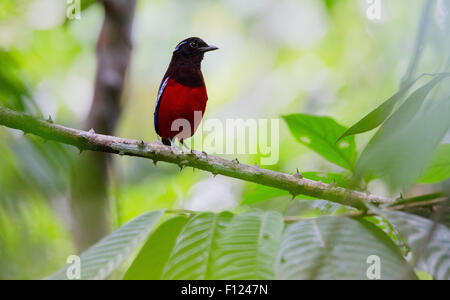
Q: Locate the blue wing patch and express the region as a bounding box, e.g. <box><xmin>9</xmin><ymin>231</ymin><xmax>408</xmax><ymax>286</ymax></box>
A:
<box><xmin>173</xmin><ymin>41</ymin><xmax>187</xmax><ymax>53</ymax></box>
<box><xmin>154</xmin><ymin>76</ymin><xmax>169</xmax><ymax>135</ymax></box>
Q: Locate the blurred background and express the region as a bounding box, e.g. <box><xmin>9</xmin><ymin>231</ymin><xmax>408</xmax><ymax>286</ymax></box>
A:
<box><xmin>0</xmin><ymin>0</ymin><xmax>448</xmax><ymax>279</ymax></box>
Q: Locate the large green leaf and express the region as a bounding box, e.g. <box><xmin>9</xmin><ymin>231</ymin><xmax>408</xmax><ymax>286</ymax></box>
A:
<box><xmin>376</xmin><ymin>210</ymin><xmax>450</xmax><ymax>280</ymax></box>
<box><xmin>337</xmin><ymin>75</ymin><xmax>425</xmax><ymax>142</ymax></box>
<box><xmin>357</xmin><ymin>82</ymin><xmax>450</xmax><ymax>188</ymax></box>
<box><xmin>161</xmin><ymin>212</ymin><xmax>233</xmax><ymax>279</ymax></box>
<box><xmin>242</xmin><ymin>185</ymin><xmax>288</xmax><ymax>205</ymax></box>
<box><xmin>46</xmin><ymin>210</ymin><xmax>164</xmax><ymax>280</ymax></box>
<box><xmin>275</xmin><ymin>216</ymin><xmax>416</xmax><ymax>279</ymax></box>
<box><xmin>131</xmin><ymin>211</ymin><xmax>284</xmax><ymax>280</ymax></box>
<box><xmin>283</xmin><ymin>114</ymin><xmax>357</xmax><ymax>170</ymax></box>
<box><xmin>419</xmin><ymin>144</ymin><xmax>450</xmax><ymax>184</ymax></box>
<box><xmin>363</xmin><ymin>73</ymin><xmax>450</xmax><ymax>149</ymax></box>
<box><xmin>0</xmin><ymin>50</ymin><xmax>31</xmax><ymax>112</ymax></box>
<box><xmin>211</xmin><ymin>211</ymin><xmax>284</xmax><ymax>279</ymax></box>
<box><xmin>123</xmin><ymin>216</ymin><xmax>188</xmax><ymax>280</ymax></box>
<box><xmin>285</xmin><ymin>199</ymin><xmax>355</xmax><ymax>218</ymax></box>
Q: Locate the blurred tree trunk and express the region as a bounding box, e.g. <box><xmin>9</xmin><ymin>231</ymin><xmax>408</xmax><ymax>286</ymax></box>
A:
<box><xmin>70</xmin><ymin>0</ymin><xmax>136</xmax><ymax>252</ymax></box>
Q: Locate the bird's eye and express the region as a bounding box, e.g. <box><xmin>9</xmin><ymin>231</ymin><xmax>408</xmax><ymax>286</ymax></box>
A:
<box><xmin>190</xmin><ymin>41</ymin><xmax>198</xmax><ymax>48</ymax></box>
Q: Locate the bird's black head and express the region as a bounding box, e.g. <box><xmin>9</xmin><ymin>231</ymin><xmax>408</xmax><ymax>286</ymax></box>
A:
<box><xmin>172</xmin><ymin>37</ymin><xmax>218</xmax><ymax>62</ymax></box>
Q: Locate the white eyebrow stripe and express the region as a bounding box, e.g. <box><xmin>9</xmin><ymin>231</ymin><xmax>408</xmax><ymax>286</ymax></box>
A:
<box><xmin>173</xmin><ymin>41</ymin><xmax>187</xmax><ymax>52</ymax></box>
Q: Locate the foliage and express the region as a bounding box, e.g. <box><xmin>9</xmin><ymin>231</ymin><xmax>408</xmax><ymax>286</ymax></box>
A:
<box><xmin>1</xmin><ymin>0</ymin><xmax>449</xmax><ymax>280</ymax></box>
<box><xmin>276</xmin><ymin>216</ymin><xmax>415</xmax><ymax>279</ymax></box>
<box><xmin>50</xmin><ymin>209</ymin><xmax>450</xmax><ymax>280</ymax></box>
<box><xmin>336</xmin><ymin>74</ymin><xmax>427</xmax><ymax>142</ymax></box>
<box><xmin>47</xmin><ymin>210</ymin><xmax>164</xmax><ymax>280</ymax></box>
<box><xmin>283</xmin><ymin>114</ymin><xmax>357</xmax><ymax>171</ymax></box>
<box><xmin>355</xmin><ymin>74</ymin><xmax>450</xmax><ymax>188</ymax></box>
<box><xmin>419</xmin><ymin>144</ymin><xmax>450</xmax><ymax>184</ymax></box>
<box><xmin>374</xmin><ymin>209</ymin><xmax>450</xmax><ymax>280</ymax></box>
<box><xmin>241</xmin><ymin>171</ymin><xmax>352</xmax><ymax>205</ymax></box>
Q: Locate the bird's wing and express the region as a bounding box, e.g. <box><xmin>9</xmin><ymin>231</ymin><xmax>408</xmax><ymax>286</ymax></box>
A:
<box><xmin>154</xmin><ymin>76</ymin><xmax>170</xmax><ymax>135</ymax></box>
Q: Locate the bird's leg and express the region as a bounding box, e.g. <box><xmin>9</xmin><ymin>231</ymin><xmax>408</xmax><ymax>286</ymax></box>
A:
<box><xmin>180</xmin><ymin>139</ymin><xmax>193</xmax><ymax>153</ymax></box>
<box><xmin>170</xmin><ymin>138</ymin><xmax>183</xmax><ymax>155</ymax></box>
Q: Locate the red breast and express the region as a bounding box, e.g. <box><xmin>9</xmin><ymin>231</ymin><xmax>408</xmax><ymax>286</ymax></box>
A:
<box><xmin>156</xmin><ymin>77</ymin><xmax>208</xmax><ymax>140</ymax></box>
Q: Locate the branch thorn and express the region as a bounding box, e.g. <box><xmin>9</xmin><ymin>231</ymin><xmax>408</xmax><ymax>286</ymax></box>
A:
<box><xmin>293</xmin><ymin>168</ymin><xmax>303</xmax><ymax>179</ymax></box>
<box><xmin>138</xmin><ymin>140</ymin><xmax>146</xmax><ymax>149</ymax></box>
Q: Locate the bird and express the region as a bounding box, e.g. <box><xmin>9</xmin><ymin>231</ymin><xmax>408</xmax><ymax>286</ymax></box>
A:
<box><xmin>154</xmin><ymin>37</ymin><xmax>218</xmax><ymax>149</ymax></box>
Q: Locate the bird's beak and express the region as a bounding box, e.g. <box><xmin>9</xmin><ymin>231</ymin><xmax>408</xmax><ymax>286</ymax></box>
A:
<box><xmin>199</xmin><ymin>45</ymin><xmax>219</xmax><ymax>53</ymax></box>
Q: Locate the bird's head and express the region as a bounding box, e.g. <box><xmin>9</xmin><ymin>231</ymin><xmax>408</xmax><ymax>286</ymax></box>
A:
<box><xmin>172</xmin><ymin>37</ymin><xmax>218</xmax><ymax>64</ymax></box>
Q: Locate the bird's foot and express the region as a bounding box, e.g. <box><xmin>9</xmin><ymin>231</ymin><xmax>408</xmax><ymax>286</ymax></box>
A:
<box><xmin>170</xmin><ymin>139</ymin><xmax>184</xmax><ymax>155</ymax></box>
<box><xmin>180</xmin><ymin>140</ymin><xmax>194</xmax><ymax>154</ymax></box>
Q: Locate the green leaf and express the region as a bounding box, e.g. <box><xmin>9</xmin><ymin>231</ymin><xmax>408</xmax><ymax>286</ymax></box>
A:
<box><xmin>337</xmin><ymin>74</ymin><xmax>426</xmax><ymax>142</ymax></box>
<box><xmin>364</xmin><ymin>215</ymin><xmax>407</xmax><ymax>253</ymax></box>
<box><xmin>241</xmin><ymin>185</ymin><xmax>289</xmax><ymax>205</ymax></box>
<box><xmin>46</xmin><ymin>210</ymin><xmax>164</xmax><ymax>280</ymax></box>
<box><xmin>0</xmin><ymin>50</ymin><xmax>31</xmax><ymax>112</ymax></box>
<box><xmin>418</xmin><ymin>144</ymin><xmax>450</xmax><ymax>184</ymax></box>
<box><xmin>123</xmin><ymin>216</ymin><xmax>188</xmax><ymax>280</ymax></box>
<box><xmin>338</xmin><ymin>1</ymin><xmax>447</xmax><ymax>142</ymax></box>
<box><xmin>138</xmin><ymin>211</ymin><xmax>284</xmax><ymax>280</ymax></box>
<box><xmin>358</xmin><ymin>99</ymin><xmax>450</xmax><ymax>188</ymax></box>
<box><xmin>162</xmin><ymin>212</ymin><xmax>233</xmax><ymax>279</ymax></box>
<box><xmin>286</xmin><ymin>199</ymin><xmax>355</xmax><ymax>218</ymax></box>
<box><xmin>365</xmin><ymin>73</ymin><xmax>450</xmax><ymax>148</ymax></box>
<box><xmin>375</xmin><ymin>210</ymin><xmax>450</xmax><ymax>280</ymax></box>
<box><xmin>356</xmin><ymin>74</ymin><xmax>450</xmax><ymax>188</ymax></box>
<box><xmin>276</xmin><ymin>216</ymin><xmax>416</xmax><ymax>279</ymax></box>
<box><xmin>212</xmin><ymin>211</ymin><xmax>284</xmax><ymax>279</ymax></box>
<box><xmin>416</xmin><ymin>270</ymin><xmax>433</xmax><ymax>280</ymax></box>
<box><xmin>283</xmin><ymin>114</ymin><xmax>357</xmax><ymax>170</ymax></box>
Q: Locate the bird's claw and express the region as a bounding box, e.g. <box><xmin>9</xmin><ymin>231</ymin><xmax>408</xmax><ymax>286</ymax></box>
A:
<box><xmin>170</xmin><ymin>141</ymin><xmax>183</xmax><ymax>155</ymax></box>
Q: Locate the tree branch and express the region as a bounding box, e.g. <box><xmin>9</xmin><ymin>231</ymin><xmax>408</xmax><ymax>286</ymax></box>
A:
<box><xmin>0</xmin><ymin>106</ymin><xmax>394</xmax><ymax>209</ymax></box>
<box><xmin>284</xmin><ymin>198</ymin><xmax>448</xmax><ymax>223</ymax></box>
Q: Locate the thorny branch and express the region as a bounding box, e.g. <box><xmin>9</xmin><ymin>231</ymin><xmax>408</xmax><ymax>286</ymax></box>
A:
<box><xmin>1</xmin><ymin>106</ymin><xmax>442</xmax><ymax>210</ymax></box>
